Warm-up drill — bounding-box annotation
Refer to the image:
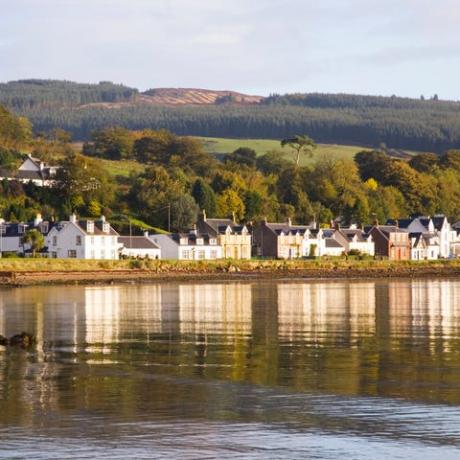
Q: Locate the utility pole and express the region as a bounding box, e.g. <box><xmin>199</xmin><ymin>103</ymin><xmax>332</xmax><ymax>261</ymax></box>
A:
<box><xmin>168</xmin><ymin>204</ymin><xmax>171</xmax><ymax>233</ymax></box>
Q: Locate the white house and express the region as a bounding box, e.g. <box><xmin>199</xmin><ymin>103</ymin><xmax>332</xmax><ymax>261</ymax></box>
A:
<box><xmin>0</xmin><ymin>214</ymin><xmax>51</xmax><ymax>255</ymax></box>
<box><xmin>336</xmin><ymin>227</ymin><xmax>375</xmax><ymax>256</ymax></box>
<box><xmin>119</xmin><ymin>234</ymin><xmax>161</xmax><ymax>259</ymax></box>
<box><xmin>411</xmin><ymin>233</ymin><xmax>440</xmax><ymax>260</ymax></box>
<box><xmin>0</xmin><ymin>154</ymin><xmax>60</xmax><ymax>187</ymax></box>
<box><xmin>46</xmin><ymin>214</ymin><xmax>120</xmax><ymax>259</ymax></box>
<box><xmin>150</xmin><ymin>231</ymin><xmax>223</xmax><ymax>260</ymax></box>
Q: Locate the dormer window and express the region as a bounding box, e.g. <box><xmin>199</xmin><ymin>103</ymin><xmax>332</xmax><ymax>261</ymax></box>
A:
<box><xmin>102</xmin><ymin>222</ymin><xmax>110</xmax><ymax>234</ymax></box>
<box><xmin>0</xmin><ymin>224</ymin><xmax>5</xmax><ymax>235</ymax></box>
<box><xmin>180</xmin><ymin>237</ymin><xmax>188</xmax><ymax>245</ymax></box>
<box><xmin>18</xmin><ymin>224</ymin><xmax>26</xmax><ymax>234</ymax></box>
<box><xmin>86</xmin><ymin>221</ymin><xmax>94</xmax><ymax>233</ymax></box>
<box><xmin>209</xmin><ymin>238</ymin><xmax>217</xmax><ymax>245</ymax></box>
<box><xmin>196</xmin><ymin>238</ymin><xmax>204</xmax><ymax>245</ymax></box>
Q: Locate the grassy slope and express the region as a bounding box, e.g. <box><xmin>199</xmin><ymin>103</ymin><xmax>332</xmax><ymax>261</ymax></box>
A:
<box><xmin>197</xmin><ymin>137</ymin><xmax>366</xmax><ymax>166</ymax></box>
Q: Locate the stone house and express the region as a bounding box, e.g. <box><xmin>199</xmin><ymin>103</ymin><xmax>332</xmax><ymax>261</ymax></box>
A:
<box><xmin>196</xmin><ymin>211</ymin><xmax>251</xmax><ymax>259</ymax></box>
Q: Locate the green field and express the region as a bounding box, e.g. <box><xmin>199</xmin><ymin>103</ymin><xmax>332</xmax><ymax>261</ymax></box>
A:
<box><xmin>197</xmin><ymin>137</ymin><xmax>366</xmax><ymax>165</ymax></box>
<box><xmin>79</xmin><ymin>137</ymin><xmax>369</xmax><ymax>179</ymax></box>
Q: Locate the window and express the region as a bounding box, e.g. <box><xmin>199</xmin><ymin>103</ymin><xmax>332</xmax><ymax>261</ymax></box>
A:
<box><xmin>90</xmin><ymin>236</ymin><xmax>95</xmax><ymax>245</ymax></box>
<box><xmin>210</xmin><ymin>250</ymin><xmax>218</xmax><ymax>259</ymax></box>
<box><xmin>209</xmin><ymin>238</ymin><xmax>217</xmax><ymax>245</ymax></box>
<box><xmin>196</xmin><ymin>238</ymin><xmax>204</xmax><ymax>245</ymax></box>
<box><xmin>90</xmin><ymin>250</ymin><xmax>95</xmax><ymax>259</ymax></box>
<box><xmin>51</xmin><ymin>252</ymin><xmax>57</xmax><ymax>259</ymax></box>
<box><xmin>87</xmin><ymin>221</ymin><xmax>94</xmax><ymax>233</ymax></box>
<box><xmin>67</xmin><ymin>250</ymin><xmax>77</xmax><ymax>258</ymax></box>
<box><xmin>101</xmin><ymin>249</ymin><xmax>105</xmax><ymax>259</ymax></box>
<box><xmin>0</xmin><ymin>224</ymin><xmax>5</xmax><ymax>235</ymax></box>
<box><xmin>197</xmin><ymin>250</ymin><xmax>205</xmax><ymax>260</ymax></box>
<box><xmin>52</xmin><ymin>236</ymin><xmax>57</xmax><ymax>246</ymax></box>
<box><xmin>182</xmin><ymin>250</ymin><xmax>190</xmax><ymax>259</ymax></box>
<box><xmin>102</xmin><ymin>223</ymin><xmax>110</xmax><ymax>233</ymax></box>
<box><xmin>76</xmin><ymin>235</ymin><xmax>82</xmax><ymax>246</ymax></box>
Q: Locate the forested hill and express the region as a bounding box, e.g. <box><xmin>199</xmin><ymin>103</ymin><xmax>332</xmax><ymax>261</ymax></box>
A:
<box><xmin>2</xmin><ymin>79</ymin><xmax>460</xmax><ymax>153</ymax></box>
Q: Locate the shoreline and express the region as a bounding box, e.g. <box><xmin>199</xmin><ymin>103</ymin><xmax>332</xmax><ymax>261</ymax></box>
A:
<box><xmin>1</xmin><ymin>261</ymin><xmax>460</xmax><ymax>286</ymax></box>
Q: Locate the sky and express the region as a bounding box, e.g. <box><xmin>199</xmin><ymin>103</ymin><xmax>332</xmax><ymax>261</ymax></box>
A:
<box><xmin>1</xmin><ymin>0</ymin><xmax>459</xmax><ymax>99</ymax></box>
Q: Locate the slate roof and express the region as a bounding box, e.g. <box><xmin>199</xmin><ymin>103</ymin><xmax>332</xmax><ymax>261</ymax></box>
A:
<box><xmin>119</xmin><ymin>236</ymin><xmax>159</xmax><ymax>249</ymax></box>
<box><xmin>201</xmin><ymin>218</ymin><xmax>247</xmax><ymax>235</ymax></box>
<box><xmin>264</xmin><ymin>222</ymin><xmax>311</xmax><ymax>236</ymax></box>
<box><xmin>0</xmin><ymin>221</ymin><xmax>52</xmax><ymax>237</ymax></box>
<box><xmin>169</xmin><ymin>232</ymin><xmax>217</xmax><ymax>246</ymax></box>
<box><xmin>339</xmin><ymin>229</ymin><xmax>370</xmax><ymax>242</ymax></box>
<box><xmin>325</xmin><ymin>238</ymin><xmax>344</xmax><ymax>248</ymax></box>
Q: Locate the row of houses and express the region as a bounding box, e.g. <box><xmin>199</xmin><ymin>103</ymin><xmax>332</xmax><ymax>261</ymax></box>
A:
<box><xmin>1</xmin><ymin>211</ymin><xmax>460</xmax><ymax>261</ymax></box>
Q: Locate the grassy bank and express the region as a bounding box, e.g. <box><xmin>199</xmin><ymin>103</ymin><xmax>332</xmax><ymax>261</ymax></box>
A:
<box><xmin>0</xmin><ymin>258</ymin><xmax>460</xmax><ymax>286</ymax></box>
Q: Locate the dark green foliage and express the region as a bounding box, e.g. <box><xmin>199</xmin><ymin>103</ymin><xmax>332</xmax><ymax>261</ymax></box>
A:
<box><xmin>3</xmin><ymin>82</ymin><xmax>460</xmax><ymax>152</ymax></box>
<box><xmin>83</xmin><ymin>127</ymin><xmax>134</xmax><ymax>160</ymax></box>
<box><xmin>192</xmin><ymin>178</ymin><xmax>217</xmax><ymax>216</ymax></box>
<box><xmin>224</xmin><ymin>147</ymin><xmax>257</xmax><ymax>167</ymax></box>
<box><xmin>409</xmin><ymin>153</ymin><xmax>439</xmax><ymax>173</ymax></box>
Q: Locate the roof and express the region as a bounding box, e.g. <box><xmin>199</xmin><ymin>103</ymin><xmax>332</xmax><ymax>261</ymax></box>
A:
<box><xmin>432</xmin><ymin>215</ymin><xmax>448</xmax><ymax>231</ymax></box>
<box><xmin>339</xmin><ymin>229</ymin><xmax>370</xmax><ymax>242</ymax></box>
<box><xmin>325</xmin><ymin>238</ymin><xmax>344</xmax><ymax>248</ymax></box>
<box><xmin>119</xmin><ymin>236</ymin><xmax>160</xmax><ymax>249</ymax></box>
<box><xmin>0</xmin><ymin>221</ymin><xmax>52</xmax><ymax>237</ymax></box>
<box><xmin>201</xmin><ymin>218</ymin><xmax>247</xmax><ymax>235</ymax></box>
<box><xmin>168</xmin><ymin>232</ymin><xmax>217</xmax><ymax>246</ymax></box>
<box><xmin>264</xmin><ymin>222</ymin><xmax>311</xmax><ymax>236</ymax></box>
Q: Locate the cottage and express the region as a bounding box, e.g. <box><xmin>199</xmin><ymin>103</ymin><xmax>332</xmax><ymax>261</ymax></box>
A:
<box><xmin>45</xmin><ymin>214</ymin><xmax>120</xmax><ymax>259</ymax></box>
<box><xmin>0</xmin><ymin>154</ymin><xmax>60</xmax><ymax>187</ymax></box>
<box><xmin>367</xmin><ymin>225</ymin><xmax>411</xmax><ymax>260</ymax></box>
<box><xmin>410</xmin><ymin>232</ymin><xmax>440</xmax><ymax>260</ymax></box>
<box><xmin>119</xmin><ymin>234</ymin><xmax>161</xmax><ymax>259</ymax></box>
<box><xmin>196</xmin><ymin>211</ymin><xmax>251</xmax><ymax>259</ymax></box>
<box><xmin>150</xmin><ymin>230</ymin><xmax>222</xmax><ymax>260</ymax></box>
<box><xmin>335</xmin><ymin>227</ymin><xmax>375</xmax><ymax>256</ymax></box>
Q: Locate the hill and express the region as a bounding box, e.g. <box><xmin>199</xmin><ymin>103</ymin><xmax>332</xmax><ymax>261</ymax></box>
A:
<box><xmin>2</xmin><ymin>79</ymin><xmax>460</xmax><ymax>153</ymax></box>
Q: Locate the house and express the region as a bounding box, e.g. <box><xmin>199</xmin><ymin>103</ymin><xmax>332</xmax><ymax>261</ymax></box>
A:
<box><xmin>335</xmin><ymin>227</ymin><xmax>375</xmax><ymax>256</ymax></box>
<box><xmin>388</xmin><ymin>215</ymin><xmax>456</xmax><ymax>258</ymax></box>
<box><xmin>253</xmin><ymin>219</ymin><xmax>312</xmax><ymax>259</ymax></box>
<box><xmin>45</xmin><ymin>214</ymin><xmax>120</xmax><ymax>259</ymax></box>
<box><xmin>196</xmin><ymin>211</ymin><xmax>251</xmax><ymax>259</ymax></box>
<box><xmin>149</xmin><ymin>230</ymin><xmax>222</xmax><ymax>260</ymax></box>
<box><xmin>0</xmin><ymin>214</ymin><xmax>51</xmax><ymax>255</ymax></box>
<box><xmin>0</xmin><ymin>154</ymin><xmax>60</xmax><ymax>187</ymax></box>
<box><xmin>410</xmin><ymin>232</ymin><xmax>440</xmax><ymax>260</ymax></box>
<box><xmin>367</xmin><ymin>225</ymin><xmax>411</xmax><ymax>260</ymax></box>
<box><xmin>119</xmin><ymin>234</ymin><xmax>161</xmax><ymax>259</ymax></box>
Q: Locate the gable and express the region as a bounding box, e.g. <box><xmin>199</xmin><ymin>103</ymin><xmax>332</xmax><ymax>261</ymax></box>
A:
<box><xmin>19</xmin><ymin>158</ymin><xmax>40</xmax><ymax>172</ymax></box>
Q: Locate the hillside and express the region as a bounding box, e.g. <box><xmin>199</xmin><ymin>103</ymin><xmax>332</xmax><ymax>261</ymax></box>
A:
<box><xmin>2</xmin><ymin>79</ymin><xmax>460</xmax><ymax>152</ymax></box>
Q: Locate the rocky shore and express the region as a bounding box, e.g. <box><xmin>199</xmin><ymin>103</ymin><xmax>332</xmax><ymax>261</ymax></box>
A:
<box><xmin>1</xmin><ymin>260</ymin><xmax>460</xmax><ymax>286</ymax></box>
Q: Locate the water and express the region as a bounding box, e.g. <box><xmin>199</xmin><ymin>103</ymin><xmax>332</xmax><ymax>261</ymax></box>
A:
<box><xmin>1</xmin><ymin>279</ymin><xmax>460</xmax><ymax>459</ymax></box>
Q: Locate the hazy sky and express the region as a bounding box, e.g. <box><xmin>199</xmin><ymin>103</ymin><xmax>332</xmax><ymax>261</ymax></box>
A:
<box><xmin>1</xmin><ymin>0</ymin><xmax>459</xmax><ymax>98</ymax></box>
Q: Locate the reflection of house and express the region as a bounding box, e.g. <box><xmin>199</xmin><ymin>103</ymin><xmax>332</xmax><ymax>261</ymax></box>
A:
<box><xmin>0</xmin><ymin>154</ymin><xmax>60</xmax><ymax>187</ymax></box>
<box><xmin>45</xmin><ymin>214</ymin><xmax>120</xmax><ymax>259</ymax></box>
<box><xmin>277</xmin><ymin>282</ymin><xmax>376</xmax><ymax>341</ymax></box>
<box><xmin>119</xmin><ymin>234</ymin><xmax>161</xmax><ymax>259</ymax></box>
<box><xmin>177</xmin><ymin>283</ymin><xmax>252</xmax><ymax>335</ymax></box>
<box><xmin>196</xmin><ymin>211</ymin><xmax>251</xmax><ymax>259</ymax></box>
<box><xmin>367</xmin><ymin>225</ymin><xmax>410</xmax><ymax>260</ymax></box>
<box><xmin>150</xmin><ymin>230</ymin><xmax>222</xmax><ymax>260</ymax></box>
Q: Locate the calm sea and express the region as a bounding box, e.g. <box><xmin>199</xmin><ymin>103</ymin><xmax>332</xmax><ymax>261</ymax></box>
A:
<box><xmin>1</xmin><ymin>279</ymin><xmax>460</xmax><ymax>459</ymax></box>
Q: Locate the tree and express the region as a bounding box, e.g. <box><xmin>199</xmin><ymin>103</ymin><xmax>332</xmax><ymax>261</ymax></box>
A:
<box><xmin>170</xmin><ymin>194</ymin><xmax>199</xmax><ymax>231</ymax></box>
<box><xmin>192</xmin><ymin>178</ymin><xmax>217</xmax><ymax>216</ymax></box>
<box><xmin>281</xmin><ymin>135</ymin><xmax>316</xmax><ymax>167</ymax></box>
<box><xmin>216</xmin><ymin>189</ymin><xmax>245</xmax><ymax>221</ymax></box>
<box><xmin>409</xmin><ymin>153</ymin><xmax>439</xmax><ymax>173</ymax></box>
<box><xmin>22</xmin><ymin>229</ymin><xmax>45</xmax><ymax>257</ymax></box>
<box><xmin>225</xmin><ymin>147</ymin><xmax>257</xmax><ymax>168</ymax></box>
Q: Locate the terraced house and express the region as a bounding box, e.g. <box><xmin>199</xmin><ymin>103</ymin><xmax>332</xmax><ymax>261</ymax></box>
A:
<box><xmin>196</xmin><ymin>211</ymin><xmax>251</xmax><ymax>259</ymax></box>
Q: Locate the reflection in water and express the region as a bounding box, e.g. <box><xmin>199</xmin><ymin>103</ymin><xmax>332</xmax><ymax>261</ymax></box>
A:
<box><xmin>1</xmin><ymin>279</ymin><xmax>460</xmax><ymax>459</ymax></box>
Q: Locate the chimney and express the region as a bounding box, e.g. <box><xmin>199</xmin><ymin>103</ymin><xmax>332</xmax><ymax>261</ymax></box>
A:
<box><xmin>69</xmin><ymin>213</ymin><xmax>77</xmax><ymax>223</ymax></box>
<box><xmin>100</xmin><ymin>215</ymin><xmax>106</xmax><ymax>222</ymax></box>
<box><xmin>190</xmin><ymin>224</ymin><xmax>198</xmax><ymax>236</ymax></box>
<box><xmin>34</xmin><ymin>213</ymin><xmax>43</xmax><ymax>227</ymax></box>
<box><xmin>144</xmin><ymin>231</ymin><xmax>149</xmax><ymax>238</ymax></box>
<box><xmin>232</xmin><ymin>211</ymin><xmax>237</xmax><ymax>224</ymax></box>
<box><xmin>202</xmin><ymin>209</ymin><xmax>207</xmax><ymax>222</ymax></box>
<box><xmin>39</xmin><ymin>162</ymin><xmax>45</xmax><ymax>171</ymax></box>
<box><xmin>287</xmin><ymin>217</ymin><xmax>292</xmax><ymax>227</ymax></box>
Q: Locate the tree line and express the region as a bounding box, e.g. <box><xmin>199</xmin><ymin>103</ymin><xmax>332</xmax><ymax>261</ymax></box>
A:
<box><xmin>2</xmin><ymin>104</ymin><xmax>460</xmax><ymax>234</ymax></box>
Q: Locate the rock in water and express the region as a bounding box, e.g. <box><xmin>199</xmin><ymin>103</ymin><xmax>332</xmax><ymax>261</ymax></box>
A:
<box><xmin>9</xmin><ymin>332</ymin><xmax>34</xmax><ymax>347</ymax></box>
